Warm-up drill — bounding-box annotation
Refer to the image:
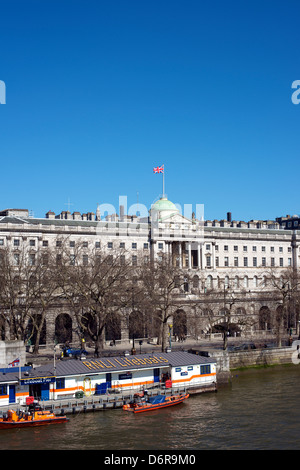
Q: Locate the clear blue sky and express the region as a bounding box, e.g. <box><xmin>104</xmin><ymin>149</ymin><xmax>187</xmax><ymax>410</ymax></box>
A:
<box><xmin>0</xmin><ymin>0</ymin><xmax>299</xmax><ymax>221</ymax></box>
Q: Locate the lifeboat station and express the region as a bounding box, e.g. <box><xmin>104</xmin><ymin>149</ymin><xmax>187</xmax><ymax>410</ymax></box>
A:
<box><xmin>0</xmin><ymin>351</ymin><xmax>216</xmax><ymax>407</ymax></box>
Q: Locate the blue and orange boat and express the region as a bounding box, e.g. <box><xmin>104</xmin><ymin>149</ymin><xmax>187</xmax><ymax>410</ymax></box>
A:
<box><xmin>123</xmin><ymin>392</ymin><xmax>189</xmax><ymax>413</ymax></box>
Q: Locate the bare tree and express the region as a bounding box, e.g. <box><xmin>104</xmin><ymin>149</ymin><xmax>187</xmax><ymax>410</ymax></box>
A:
<box><xmin>265</xmin><ymin>267</ymin><xmax>300</xmax><ymax>346</ymax></box>
<box><xmin>138</xmin><ymin>255</ymin><xmax>186</xmax><ymax>352</ymax></box>
<box><xmin>56</xmin><ymin>241</ymin><xmax>134</xmax><ymax>356</ymax></box>
<box><xmin>0</xmin><ymin>245</ymin><xmax>40</xmax><ymax>342</ymax></box>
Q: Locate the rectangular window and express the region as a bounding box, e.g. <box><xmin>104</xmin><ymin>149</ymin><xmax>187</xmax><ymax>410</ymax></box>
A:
<box><xmin>70</xmin><ymin>241</ymin><xmax>75</xmax><ymax>247</ymax></box>
<box><xmin>234</xmin><ymin>257</ymin><xmax>238</xmax><ymax>267</ymax></box>
<box><xmin>270</xmin><ymin>247</ymin><xmax>274</xmax><ymax>252</ymax></box>
<box><xmin>252</xmin><ymin>246</ymin><xmax>257</xmax><ymax>252</ymax></box>
<box><xmin>132</xmin><ymin>255</ymin><xmax>137</xmax><ymax>266</ymax></box>
<box><xmin>14</xmin><ymin>239</ymin><xmax>20</xmax><ymax>247</ymax></box>
<box><xmin>262</xmin><ymin>246</ymin><xmax>266</xmax><ymax>252</ymax></box>
<box><xmin>271</xmin><ymin>257</ymin><xmax>275</xmax><ymax>267</ymax></box>
<box><xmin>120</xmin><ymin>242</ymin><xmax>125</xmax><ymax>248</ymax></box>
<box><xmin>253</xmin><ymin>257</ymin><xmax>257</xmax><ymax>267</ymax></box>
<box><xmin>29</xmin><ymin>253</ymin><xmax>35</xmax><ymax>266</ymax></box>
<box><xmin>288</xmin><ymin>258</ymin><xmax>292</xmax><ymax>266</ymax></box>
<box><xmin>119</xmin><ymin>373</ymin><xmax>132</xmax><ymax>380</ymax></box>
<box><xmin>42</xmin><ymin>240</ymin><xmax>48</xmax><ymax>247</ymax></box>
<box><xmin>206</xmin><ymin>256</ymin><xmax>211</xmax><ymax>267</ymax></box>
<box><xmin>280</xmin><ymin>257</ymin><xmax>283</xmax><ymax>267</ymax></box>
<box><xmin>224</xmin><ymin>245</ymin><xmax>228</xmax><ymax>251</ymax></box>
<box><xmin>82</xmin><ymin>255</ymin><xmax>88</xmax><ymax>266</ymax></box>
<box><xmin>95</xmin><ymin>241</ymin><xmax>101</xmax><ymax>248</ymax></box>
<box><xmin>224</xmin><ymin>257</ymin><xmax>229</xmax><ymax>267</ymax></box>
<box><xmin>143</xmin><ymin>243</ymin><xmax>149</xmax><ymax>250</ymax></box>
<box><xmin>215</xmin><ymin>257</ymin><xmax>219</xmax><ymax>267</ymax></box>
<box><xmin>200</xmin><ymin>365</ymin><xmax>211</xmax><ymax>375</ymax></box>
<box><xmin>0</xmin><ymin>384</ymin><xmax>7</xmax><ymax>396</ymax></box>
<box><xmin>234</xmin><ymin>246</ymin><xmax>238</xmax><ymax>251</ymax></box>
<box><xmin>132</xmin><ymin>243</ymin><xmax>137</xmax><ymax>249</ymax></box>
<box><xmin>108</xmin><ymin>242</ymin><xmax>113</xmax><ymax>249</ymax></box>
<box><xmin>244</xmin><ymin>257</ymin><xmax>248</xmax><ymax>267</ymax></box>
<box><xmin>158</xmin><ymin>242</ymin><xmax>164</xmax><ymax>250</ymax></box>
<box><xmin>42</xmin><ymin>254</ymin><xmax>49</xmax><ymax>266</ymax></box>
<box><xmin>29</xmin><ymin>239</ymin><xmax>35</xmax><ymax>246</ymax></box>
<box><xmin>56</xmin><ymin>378</ymin><xmax>65</xmax><ymax>390</ymax></box>
<box><xmin>243</xmin><ymin>246</ymin><xmax>247</xmax><ymax>252</ymax></box>
<box><xmin>206</xmin><ymin>244</ymin><xmax>211</xmax><ymax>250</ymax></box>
<box><xmin>14</xmin><ymin>254</ymin><xmax>20</xmax><ymax>266</ymax></box>
<box><xmin>83</xmin><ymin>242</ymin><xmax>88</xmax><ymax>248</ymax></box>
<box><xmin>262</xmin><ymin>257</ymin><xmax>266</xmax><ymax>267</ymax></box>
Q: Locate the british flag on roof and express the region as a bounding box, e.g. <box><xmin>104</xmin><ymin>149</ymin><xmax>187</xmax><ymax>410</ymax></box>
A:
<box><xmin>153</xmin><ymin>165</ymin><xmax>164</xmax><ymax>174</ymax></box>
<box><xmin>8</xmin><ymin>358</ymin><xmax>20</xmax><ymax>367</ymax></box>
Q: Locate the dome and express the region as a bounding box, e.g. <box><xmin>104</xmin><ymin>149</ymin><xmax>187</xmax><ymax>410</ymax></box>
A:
<box><xmin>150</xmin><ymin>197</ymin><xmax>179</xmax><ymax>222</ymax></box>
<box><xmin>151</xmin><ymin>197</ymin><xmax>179</xmax><ymax>213</ymax></box>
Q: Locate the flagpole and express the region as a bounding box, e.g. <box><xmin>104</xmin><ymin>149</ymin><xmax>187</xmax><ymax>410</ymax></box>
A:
<box><xmin>162</xmin><ymin>165</ymin><xmax>165</xmax><ymax>197</ymax></box>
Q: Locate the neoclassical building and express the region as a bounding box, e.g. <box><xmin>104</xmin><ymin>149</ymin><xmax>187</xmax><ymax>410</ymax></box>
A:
<box><xmin>0</xmin><ymin>197</ymin><xmax>299</xmax><ymax>346</ymax></box>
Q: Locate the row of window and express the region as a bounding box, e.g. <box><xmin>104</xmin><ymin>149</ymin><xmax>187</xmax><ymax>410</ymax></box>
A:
<box><xmin>4</xmin><ymin>239</ymin><xmax>155</xmax><ymax>251</ymax></box>
<box><xmin>213</xmin><ymin>257</ymin><xmax>292</xmax><ymax>268</ymax></box>
<box><xmin>1</xmin><ymin>238</ymin><xmax>293</xmax><ymax>254</ymax></box>
<box><xmin>209</xmin><ymin>244</ymin><xmax>292</xmax><ymax>253</ymax></box>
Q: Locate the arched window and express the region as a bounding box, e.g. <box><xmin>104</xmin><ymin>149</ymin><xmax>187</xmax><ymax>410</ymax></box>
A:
<box><xmin>234</xmin><ymin>276</ymin><xmax>239</xmax><ymax>289</ymax></box>
<box><xmin>192</xmin><ymin>275</ymin><xmax>199</xmax><ymax>289</ymax></box>
<box><xmin>243</xmin><ymin>276</ymin><xmax>248</xmax><ymax>289</ymax></box>
<box><xmin>206</xmin><ymin>275</ymin><xmax>213</xmax><ymax>289</ymax></box>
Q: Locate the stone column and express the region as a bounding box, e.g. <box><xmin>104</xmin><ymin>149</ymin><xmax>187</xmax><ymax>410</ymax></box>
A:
<box><xmin>188</xmin><ymin>242</ymin><xmax>192</xmax><ymax>269</ymax></box>
<box><xmin>178</xmin><ymin>242</ymin><xmax>182</xmax><ymax>268</ymax></box>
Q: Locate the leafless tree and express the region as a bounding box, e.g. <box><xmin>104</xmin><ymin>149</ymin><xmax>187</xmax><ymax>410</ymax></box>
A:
<box><xmin>137</xmin><ymin>254</ymin><xmax>187</xmax><ymax>352</ymax></box>
<box><xmin>55</xmin><ymin>241</ymin><xmax>135</xmax><ymax>356</ymax></box>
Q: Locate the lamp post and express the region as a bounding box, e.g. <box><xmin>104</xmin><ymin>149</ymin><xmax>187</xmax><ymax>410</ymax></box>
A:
<box><xmin>168</xmin><ymin>324</ymin><xmax>173</xmax><ymax>350</ymax></box>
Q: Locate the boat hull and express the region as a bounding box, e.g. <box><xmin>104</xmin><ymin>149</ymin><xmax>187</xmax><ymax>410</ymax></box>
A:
<box><xmin>123</xmin><ymin>393</ymin><xmax>189</xmax><ymax>413</ymax></box>
<box><xmin>0</xmin><ymin>416</ymin><xmax>68</xmax><ymax>429</ymax></box>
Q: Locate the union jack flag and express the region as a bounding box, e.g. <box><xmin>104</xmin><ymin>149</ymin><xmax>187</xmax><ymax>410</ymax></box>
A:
<box><xmin>153</xmin><ymin>165</ymin><xmax>164</xmax><ymax>174</ymax></box>
<box><xmin>8</xmin><ymin>358</ymin><xmax>20</xmax><ymax>367</ymax></box>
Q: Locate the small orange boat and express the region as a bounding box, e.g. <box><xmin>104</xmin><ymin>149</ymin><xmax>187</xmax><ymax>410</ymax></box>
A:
<box><xmin>123</xmin><ymin>393</ymin><xmax>189</xmax><ymax>413</ymax></box>
<box><xmin>0</xmin><ymin>407</ymin><xmax>68</xmax><ymax>429</ymax></box>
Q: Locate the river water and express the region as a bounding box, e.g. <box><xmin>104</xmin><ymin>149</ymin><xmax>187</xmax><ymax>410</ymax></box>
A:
<box><xmin>1</xmin><ymin>365</ymin><xmax>300</xmax><ymax>451</ymax></box>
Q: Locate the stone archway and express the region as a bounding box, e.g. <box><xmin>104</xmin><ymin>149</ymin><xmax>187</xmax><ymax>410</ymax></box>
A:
<box><xmin>173</xmin><ymin>309</ymin><xmax>187</xmax><ymax>340</ymax></box>
<box><xmin>55</xmin><ymin>313</ymin><xmax>72</xmax><ymax>344</ymax></box>
<box><xmin>129</xmin><ymin>310</ymin><xmax>148</xmax><ymax>339</ymax></box>
<box><xmin>259</xmin><ymin>306</ymin><xmax>272</xmax><ymax>331</ymax></box>
<box><xmin>105</xmin><ymin>312</ymin><xmax>121</xmax><ymax>342</ymax></box>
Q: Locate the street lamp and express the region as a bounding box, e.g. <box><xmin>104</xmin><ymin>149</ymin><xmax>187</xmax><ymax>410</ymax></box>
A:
<box><xmin>168</xmin><ymin>324</ymin><xmax>173</xmax><ymax>350</ymax></box>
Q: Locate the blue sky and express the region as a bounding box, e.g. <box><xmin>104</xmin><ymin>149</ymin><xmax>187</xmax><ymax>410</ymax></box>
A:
<box><xmin>0</xmin><ymin>0</ymin><xmax>299</xmax><ymax>221</ymax></box>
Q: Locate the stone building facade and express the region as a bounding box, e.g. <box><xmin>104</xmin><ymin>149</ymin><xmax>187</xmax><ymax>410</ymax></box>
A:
<box><xmin>0</xmin><ymin>198</ymin><xmax>299</xmax><ymax>347</ymax></box>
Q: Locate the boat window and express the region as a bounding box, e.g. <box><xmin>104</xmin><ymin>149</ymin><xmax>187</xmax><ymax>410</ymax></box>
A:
<box><xmin>0</xmin><ymin>385</ymin><xmax>7</xmax><ymax>395</ymax></box>
<box><xmin>200</xmin><ymin>365</ymin><xmax>211</xmax><ymax>375</ymax></box>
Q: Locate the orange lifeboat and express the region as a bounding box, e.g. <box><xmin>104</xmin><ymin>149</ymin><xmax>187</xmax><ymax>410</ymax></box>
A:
<box><xmin>0</xmin><ymin>406</ymin><xmax>68</xmax><ymax>429</ymax></box>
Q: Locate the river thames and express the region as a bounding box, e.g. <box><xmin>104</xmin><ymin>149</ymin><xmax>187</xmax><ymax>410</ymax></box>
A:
<box><xmin>1</xmin><ymin>364</ymin><xmax>300</xmax><ymax>451</ymax></box>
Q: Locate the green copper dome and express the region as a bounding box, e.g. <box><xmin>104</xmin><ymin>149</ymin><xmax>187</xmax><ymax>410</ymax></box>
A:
<box><xmin>151</xmin><ymin>197</ymin><xmax>179</xmax><ymax>215</ymax></box>
<box><xmin>151</xmin><ymin>197</ymin><xmax>179</xmax><ymax>212</ymax></box>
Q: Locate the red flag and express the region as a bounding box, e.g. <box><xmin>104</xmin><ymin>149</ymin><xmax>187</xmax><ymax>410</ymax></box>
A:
<box><xmin>153</xmin><ymin>165</ymin><xmax>164</xmax><ymax>174</ymax></box>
